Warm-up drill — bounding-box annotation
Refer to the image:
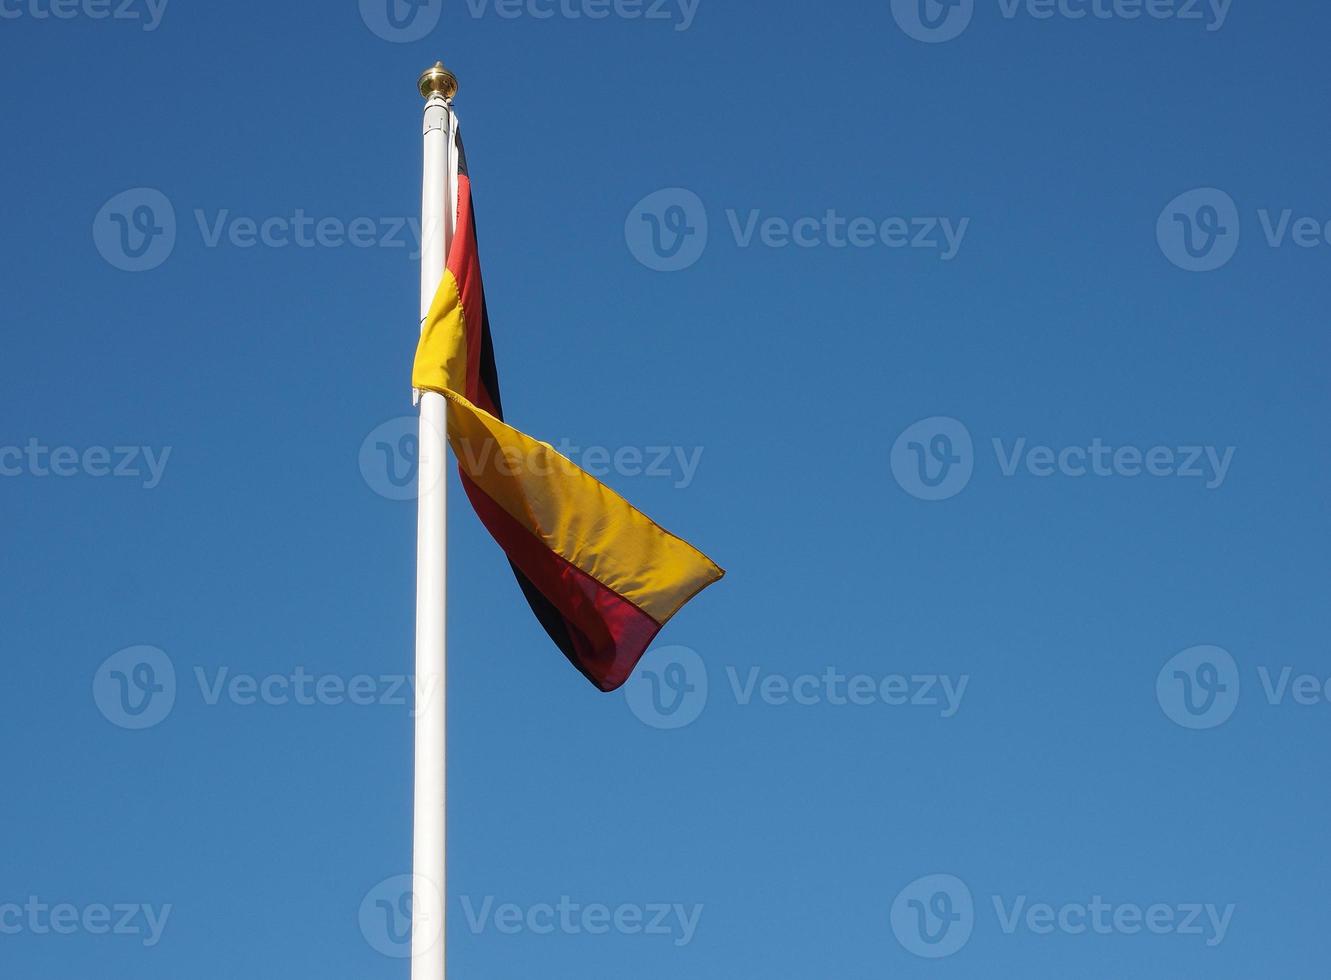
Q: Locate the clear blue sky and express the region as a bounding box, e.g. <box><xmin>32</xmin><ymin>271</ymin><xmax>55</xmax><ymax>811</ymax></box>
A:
<box><xmin>2</xmin><ymin>1</ymin><xmax>1329</xmax><ymax>977</ymax></box>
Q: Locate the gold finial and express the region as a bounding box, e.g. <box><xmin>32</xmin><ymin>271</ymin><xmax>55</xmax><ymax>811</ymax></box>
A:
<box><xmin>418</xmin><ymin>61</ymin><xmax>458</xmax><ymax>100</ymax></box>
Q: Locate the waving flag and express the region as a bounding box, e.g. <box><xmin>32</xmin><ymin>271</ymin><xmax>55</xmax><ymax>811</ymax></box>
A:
<box><xmin>412</xmin><ymin>132</ymin><xmax>723</xmax><ymax>692</ymax></box>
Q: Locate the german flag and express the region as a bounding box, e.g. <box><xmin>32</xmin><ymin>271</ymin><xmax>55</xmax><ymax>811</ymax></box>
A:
<box><xmin>412</xmin><ymin>133</ymin><xmax>723</xmax><ymax>692</ymax></box>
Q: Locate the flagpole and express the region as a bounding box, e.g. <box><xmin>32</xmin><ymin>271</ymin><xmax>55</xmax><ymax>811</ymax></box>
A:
<box><xmin>413</xmin><ymin>60</ymin><xmax>457</xmax><ymax>980</ymax></box>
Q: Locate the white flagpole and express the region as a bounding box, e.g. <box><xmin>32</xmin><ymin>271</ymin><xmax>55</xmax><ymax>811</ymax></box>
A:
<box><xmin>412</xmin><ymin>60</ymin><xmax>458</xmax><ymax>980</ymax></box>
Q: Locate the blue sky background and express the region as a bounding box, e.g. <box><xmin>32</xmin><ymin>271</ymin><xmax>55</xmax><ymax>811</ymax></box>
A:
<box><xmin>2</xmin><ymin>0</ymin><xmax>1329</xmax><ymax>976</ymax></box>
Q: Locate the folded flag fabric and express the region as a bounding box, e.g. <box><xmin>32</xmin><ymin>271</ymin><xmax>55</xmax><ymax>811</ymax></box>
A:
<box><xmin>412</xmin><ymin>131</ymin><xmax>723</xmax><ymax>692</ymax></box>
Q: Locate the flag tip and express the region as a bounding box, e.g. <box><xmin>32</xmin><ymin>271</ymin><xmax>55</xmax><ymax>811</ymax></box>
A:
<box><xmin>418</xmin><ymin>61</ymin><xmax>458</xmax><ymax>101</ymax></box>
